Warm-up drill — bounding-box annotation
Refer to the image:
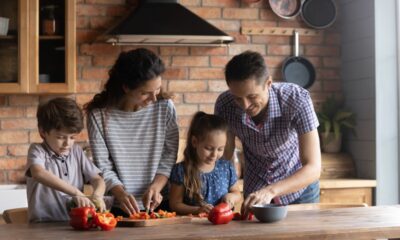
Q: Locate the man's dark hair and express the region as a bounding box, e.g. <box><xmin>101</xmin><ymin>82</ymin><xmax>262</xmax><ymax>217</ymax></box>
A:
<box><xmin>37</xmin><ymin>97</ymin><xmax>84</xmax><ymax>134</ymax></box>
<box><xmin>225</xmin><ymin>50</ymin><xmax>268</xmax><ymax>85</ymax></box>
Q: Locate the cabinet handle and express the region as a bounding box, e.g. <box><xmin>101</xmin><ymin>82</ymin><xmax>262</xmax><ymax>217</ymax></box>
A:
<box><xmin>320</xmin><ymin>191</ymin><xmax>325</xmax><ymax>195</ymax></box>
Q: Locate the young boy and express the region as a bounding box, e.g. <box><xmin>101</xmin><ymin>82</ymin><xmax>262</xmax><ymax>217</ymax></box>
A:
<box><xmin>25</xmin><ymin>97</ymin><xmax>106</xmax><ymax>223</ymax></box>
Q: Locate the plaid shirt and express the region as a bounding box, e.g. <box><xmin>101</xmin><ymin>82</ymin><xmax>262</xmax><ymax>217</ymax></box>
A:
<box><xmin>215</xmin><ymin>83</ymin><xmax>319</xmax><ymax>205</ymax></box>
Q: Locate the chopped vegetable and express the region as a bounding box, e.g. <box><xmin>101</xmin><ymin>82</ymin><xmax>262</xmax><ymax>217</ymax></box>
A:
<box><xmin>208</xmin><ymin>203</ymin><xmax>234</xmax><ymax>225</ymax></box>
<box><xmin>69</xmin><ymin>207</ymin><xmax>97</xmax><ymax>230</ymax></box>
<box><xmin>95</xmin><ymin>212</ymin><xmax>117</xmax><ymax>231</ymax></box>
<box><xmin>129</xmin><ymin>209</ymin><xmax>176</xmax><ymax>219</ymax></box>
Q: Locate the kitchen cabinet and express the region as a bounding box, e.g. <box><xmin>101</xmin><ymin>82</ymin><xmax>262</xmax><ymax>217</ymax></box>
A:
<box><xmin>320</xmin><ymin>179</ymin><xmax>376</xmax><ymax>206</ymax></box>
<box><xmin>0</xmin><ymin>0</ymin><xmax>75</xmax><ymax>94</ymax></box>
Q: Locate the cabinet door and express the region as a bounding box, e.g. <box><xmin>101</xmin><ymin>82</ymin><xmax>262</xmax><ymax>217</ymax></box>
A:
<box><xmin>320</xmin><ymin>188</ymin><xmax>373</xmax><ymax>206</ymax></box>
<box><xmin>29</xmin><ymin>0</ymin><xmax>75</xmax><ymax>93</ymax></box>
<box><xmin>0</xmin><ymin>0</ymin><xmax>29</xmax><ymax>93</ymax></box>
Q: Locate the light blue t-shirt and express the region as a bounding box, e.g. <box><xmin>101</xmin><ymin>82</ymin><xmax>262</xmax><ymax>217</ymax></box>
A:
<box><xmin>170</xmin><ymin>159</ymin><xmax>237</xmax><ymax>206</ymax></box>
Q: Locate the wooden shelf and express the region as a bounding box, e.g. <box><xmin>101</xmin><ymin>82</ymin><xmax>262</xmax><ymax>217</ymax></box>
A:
<box><xmin>39</xmin><ymin>35</ymin><xmax>64</xmax><ymax>40</ymax></box>
<box><xmin>241</xmin><ymin>27</ymin><xmax>321</xmax><ymax>36</ymax></box>
<box><xmin>0</xmin><ymin>35</ymin><xmax>17</xmax><ymax>40</ymax></box>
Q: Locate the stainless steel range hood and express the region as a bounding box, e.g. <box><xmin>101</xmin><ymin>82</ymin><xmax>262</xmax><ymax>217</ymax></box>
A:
<box><xmin>104</xmin><ymin>0</ymin><xmax>234</xmax><ymax>47</ymax></box>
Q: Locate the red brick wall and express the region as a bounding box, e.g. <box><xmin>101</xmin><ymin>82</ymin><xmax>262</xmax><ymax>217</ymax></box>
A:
<box><xmin>0</xmin><ymin>0</ymin><xmax>341</xmax><ymax>184</ymax></box>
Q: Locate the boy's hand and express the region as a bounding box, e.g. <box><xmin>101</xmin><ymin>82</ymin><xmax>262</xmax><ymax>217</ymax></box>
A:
<box><xmin>72</xmin><ymin>195</ymin><xmax>95</xmax><ymax>209</ymax></box>
<box><xmin>90</xmin><ymin>194</ymin><xmax>106</xmax><ymax>213</ymax></box>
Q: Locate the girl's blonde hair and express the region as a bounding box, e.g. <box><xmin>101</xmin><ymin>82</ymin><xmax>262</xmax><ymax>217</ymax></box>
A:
<box><xmin>183</xmin><ymin>111</ymin><xmax>228</xmax><ymax>204</ymax></box>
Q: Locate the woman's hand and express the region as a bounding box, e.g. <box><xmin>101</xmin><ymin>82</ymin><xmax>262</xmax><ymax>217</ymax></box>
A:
<box><xmin>142</xmin><ymin>187</ymin><xmax>163</xmax><ymax>212</ymax></box>
<box><xmin>112</xmin><ymin>186</ymin><xmax>140</xmax><ymax>216</ymax></box>
<box><xmin>72</xmin><ymin>195</ymin><xmax>96</xmax><ymax>209</ymax></box>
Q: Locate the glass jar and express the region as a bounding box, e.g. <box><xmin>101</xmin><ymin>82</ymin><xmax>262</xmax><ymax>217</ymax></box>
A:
<box><xmin>41</xmin><ymin>5</ymin><xmax>57</xmax><ymax>35</ymax></box>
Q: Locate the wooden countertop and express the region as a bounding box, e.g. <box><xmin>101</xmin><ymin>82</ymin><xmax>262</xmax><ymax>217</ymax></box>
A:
<box><xmin>237</xmin><ymin>178</ymin><xmax>377</xmax><ymax>191</ymax></box>
<box><xmin>1</xmin><ymin>205</ymin><xmax>400</xmax><ymax>240</ymax></box>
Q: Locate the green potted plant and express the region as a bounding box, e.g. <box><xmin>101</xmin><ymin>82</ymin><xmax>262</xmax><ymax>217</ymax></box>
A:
<box><xmin>317</xmin><ymin>96</ymin><xmax>356</xmax><ymax>153</ymax></box>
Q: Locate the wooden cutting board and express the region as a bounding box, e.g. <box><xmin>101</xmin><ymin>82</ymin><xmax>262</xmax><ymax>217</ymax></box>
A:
<box><xmin>117</xmin><ymin>216</ymin><xmax>192</xmax><ymax>227</ymax></box>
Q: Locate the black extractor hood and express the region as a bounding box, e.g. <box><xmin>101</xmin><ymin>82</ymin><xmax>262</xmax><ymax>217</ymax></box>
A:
<box><xmin>104</xmin><ymin>0</ymin><xmax>234</xmax><ymax>46</ymax></box>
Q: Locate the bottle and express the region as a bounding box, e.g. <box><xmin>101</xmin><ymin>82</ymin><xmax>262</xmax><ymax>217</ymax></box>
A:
<box><xmin>41</xmin><ymin>5</ymin><xmax>57</xmax><ymax>35</ymax></box>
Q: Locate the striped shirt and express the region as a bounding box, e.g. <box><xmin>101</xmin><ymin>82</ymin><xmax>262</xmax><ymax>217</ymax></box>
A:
<box><xmin>87</xmin><ymin>99</ymin><xmax>179</xmax><ymax>208</ymax></box>
<box><xmin>215</xmin><ymin>83</ymin><xmax>319</xmax><ymax>205</ymax></box>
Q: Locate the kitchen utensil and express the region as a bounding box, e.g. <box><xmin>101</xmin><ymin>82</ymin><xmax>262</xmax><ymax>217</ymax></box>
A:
<box><xmin>251</xmin><ymin>203</ymin><xmax>288</xmax><ymax>223</ymax></box>
<box><xmin>282</xmin><ymin>31</ymin><xmax>315</xmax><ymax>89</ymax></box>
<box><xmin>269</xmin><ymin>0</ymin><xmax>302</xmax><ymax>20</ymax></box>
<box><xmin>117</xmin><ymin>216</ymin><xmax>191</xmax><ymax>227</ymax></box>
<box><xmin>301</xmin><ymin>0</ymin><xmax>337</xmax><ymax>29</ymax></box>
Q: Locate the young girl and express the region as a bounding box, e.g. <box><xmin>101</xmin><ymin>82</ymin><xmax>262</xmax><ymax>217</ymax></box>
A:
<box><xmin>169</xmin><ymin>111</ymin><xmax>241</xmax><ymax>215</ymax></box>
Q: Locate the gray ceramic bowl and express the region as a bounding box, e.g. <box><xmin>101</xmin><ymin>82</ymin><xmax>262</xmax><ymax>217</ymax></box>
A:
<box><xmin>252</xmin><ymin>204</ymin><xmax>288</xmax><ymax>223</ymax></box>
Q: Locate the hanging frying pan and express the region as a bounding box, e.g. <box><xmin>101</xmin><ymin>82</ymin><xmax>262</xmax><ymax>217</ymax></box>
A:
<box><xmin>282</xmin><ymin>31</ymin><xmax>315</xmax><ymax>89</ymax></box>
<box><xmin>269</xmin><ymin>0</ymin><xmax>302</xmax><ymax>19</ymax></box>
<box><xmin>301</xmin><ymin>0</ymin><xmax>337</xmax><ymax>29</ymax></box>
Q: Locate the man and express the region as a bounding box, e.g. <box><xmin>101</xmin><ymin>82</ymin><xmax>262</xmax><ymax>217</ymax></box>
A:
<box><xmin>215</xmin><ymin>50</ymin><xmax>321</xmax><ymax>217</ymax></box>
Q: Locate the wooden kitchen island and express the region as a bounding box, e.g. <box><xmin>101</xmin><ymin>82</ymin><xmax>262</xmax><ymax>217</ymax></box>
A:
<box><xmin>1</xmin><ymin>205</ymin><xmax>400</xmax><ymax>240</ymax></box>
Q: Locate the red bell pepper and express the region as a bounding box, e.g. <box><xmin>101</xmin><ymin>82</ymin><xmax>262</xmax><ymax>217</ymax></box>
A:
<box><xmin>233</xmin><ymin>212</ymin><xmax>254</xmax><ymax>221</ymax></box>
<box><xmin>208</xmin><ymin>202</ymin><xmax>234</xmax><ymax>225</ymax></box>
<box><xmin>69</xmin><ymin>207</ymin><xmax>97</xmax><ymax>230</ymax></box>
<box><xmin>95</xmin><ymin>212</ymin><xmax>118</xmax><ymax>231</ymax></box>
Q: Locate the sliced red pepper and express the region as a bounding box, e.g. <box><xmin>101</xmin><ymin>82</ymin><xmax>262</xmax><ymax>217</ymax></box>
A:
<box><xmin>233</xmin><ymin>212</ymin><xmax>242</xmax><ymax>220</ymax></box>
<box><xmin>233</xmin><ymin>212</ymin><xmax>254</xmax><ymax>221</ymax></box>
<box><xmin>208</xmin><ymin>202</ymin><xmax>234</xmax><ymax>225</ymax></box>
<box><xmin>95</xmin><ymin>212</ymin><xmax>117</xmax><ymax>231</ymax></box>
<box><xmin>69</xmin><ymin>207</ymin><xmax>97</xmax><ymax>230</ymax></box>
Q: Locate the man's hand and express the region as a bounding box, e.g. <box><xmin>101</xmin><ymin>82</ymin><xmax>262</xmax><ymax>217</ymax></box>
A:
<box><xmin>241</xmin><ymin>187</ymin><xmax>275</xmax><ymax>218</ymax></box>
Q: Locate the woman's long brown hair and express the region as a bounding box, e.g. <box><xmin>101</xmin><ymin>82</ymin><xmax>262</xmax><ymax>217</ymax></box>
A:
<box><xmin>183</xmin><ymin>111</ymin><xmax>228</xmax><ymax>204</ymax></box>
<box><xmin>84</xmin><ymin>48</ymin><xmax>172</xmax><ymax>113</ymax></box>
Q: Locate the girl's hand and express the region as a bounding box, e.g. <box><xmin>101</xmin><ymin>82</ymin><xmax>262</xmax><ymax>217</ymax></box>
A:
<box><xmin>222</xmin><ymin>194</ymin><xmax>237</xmax><ymax>209</ymax></box>
<box><xmin>142</xmin><ymin>188</ymin><xmax>163</xmax><ymax>212</ymax></box>
<box><xmin>90</xmin><ymin>194</ymin><xmax>106</xmax><ymax>212</ymax></box>
<box><xmin>114</xmin><ymin>191</ymin><xmax>140</xmax><ymax>216</ymax></box>
<box><xmin>72</xmin><ymin>195</ymin><xmax>95</xmax><ymax>209</ymax></box>
<box><xmin>198</xmin><ymin>203</ymin><xmax>214</xmax><ymax>214</ymax></box>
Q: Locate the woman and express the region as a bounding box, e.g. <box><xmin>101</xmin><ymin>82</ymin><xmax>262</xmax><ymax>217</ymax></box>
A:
<box><xmin>85</xmin><ymin>48</ymin><xmax>179</xmax><ymax>216</ymax></box>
